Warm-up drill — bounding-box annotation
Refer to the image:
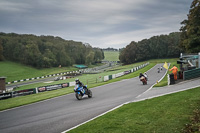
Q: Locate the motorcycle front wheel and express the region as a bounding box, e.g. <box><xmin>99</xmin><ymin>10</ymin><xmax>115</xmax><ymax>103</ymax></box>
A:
<box><xmin>75</xmin><ymin>93</ymin><xmax>82</xmax><ymax>100</ymax></box>
<box><xmin>88</xmin><ymin>90</ymin><xmax>92</xmax><ymax>98</ymax></box>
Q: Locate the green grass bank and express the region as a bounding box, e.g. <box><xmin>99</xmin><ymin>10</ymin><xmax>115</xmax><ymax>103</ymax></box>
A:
<box><xmin>68</xmin><ymin>87</ymin><xmax>200</xmax><ymax>133</ymax></box>
<box><xmin>103</xmin><ymin>51</ymin><xmax>119</xmax><ymax>61</ymax></box>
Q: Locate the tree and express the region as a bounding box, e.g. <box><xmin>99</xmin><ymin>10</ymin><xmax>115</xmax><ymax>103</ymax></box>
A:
<box><xmin>168</xmin><ymin>32</ymin><xmax>182</xmax><ymax>57</ymax></box>
<box><xmin>86</xmin><ymin>51</ymin><xmax>95</xmax><ymax>65</ymax></box>
<box><xmin>0</xmin><ymin>32</ymin><xmax>104</xmax><ymax>68</ymax></box>
<box><xmin>93</xmin><ymin>48</ymin><xmax>104</xmax><ymax>62</ymax></box>
<box><xmin>119</xmin><ymin>41</ymin><xmax>138</xmax><ymax>64</ymax></box>
<box><xmin>23</xmin><ymin>43</ymin><xmax>42</xmax><ymax>68</ymax></box>
<box><xmin>119</xmin><ymin>32</ymin><xmax>181</xmax><ymax>64</ymax></box>
<box><xmin>0</xmin><ymin>40</ymin><xmax>4</xmax><ymax>61</ymax></box>
<box><xmin>180</xmin><ymin>0</ymin><xmax>200</xmax><ymax>53</ymax></box>
<box><xmin>42</xmin><ymin>49</ymin><xmax>56</xmax><ymax>67</ymax></box>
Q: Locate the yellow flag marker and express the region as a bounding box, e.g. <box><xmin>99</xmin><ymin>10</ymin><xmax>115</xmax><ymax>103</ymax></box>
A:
<box><xmin>163</xmin><ymin>62</ymin><xmax>168</xmax><ymax>70</ymax></box>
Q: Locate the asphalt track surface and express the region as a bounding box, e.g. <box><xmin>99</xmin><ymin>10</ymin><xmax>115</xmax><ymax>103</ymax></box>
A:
<box><xmin>0</xmin><ymin>64</ymin><xmax>173</xmax><ymax>133</ymax></box>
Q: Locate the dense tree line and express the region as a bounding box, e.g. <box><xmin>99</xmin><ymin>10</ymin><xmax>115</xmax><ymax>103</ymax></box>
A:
<box><xmin>0</xmin><ymin>33</ymin><xmax>104</xmax><ymax>68</ymax></box>
<box><xmin>102</xmin><ymin>47</ymin><xmax>118</xmax><ymax>51</ymax></box>
<box><xmin>180</xmin><ymin>0</ymin><xmax>200</xmax><ymax>53</ymax></box>
<box><xmin>119</xmin><ymin>32</ymin><xmax>182</xmax><ymax>64</ymax></box>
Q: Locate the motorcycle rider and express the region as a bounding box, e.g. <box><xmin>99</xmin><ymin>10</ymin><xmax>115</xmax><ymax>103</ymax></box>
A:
<box><xmin>139</xmin><ymin>73</ymin><xmax>147</xmax><ymax>84</ymax></box>
<box><xmin>75</xmin><ymin>79</ymin><xmax>88</xmax><ymax>92</ymax></box>
<box><xmin>158</xmin><ymin>67</ymin><xmax>160</xmax><ymax>73</ymax></box>
<box><xmin>139</xmin><ymin>73</ymin><xmax>144</xmax><ymax>79</ymax></box>
<box><xmin>139</xmin><ymin>73</ymin><xmax>147</xmax><ymax>81</ymax></box>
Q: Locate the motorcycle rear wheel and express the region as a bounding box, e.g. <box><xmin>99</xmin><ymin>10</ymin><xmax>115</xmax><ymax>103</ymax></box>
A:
<box><xmin>76</xmin><ymin>93</ymin><xmax>82</xmax><ymax>100</ymax></box>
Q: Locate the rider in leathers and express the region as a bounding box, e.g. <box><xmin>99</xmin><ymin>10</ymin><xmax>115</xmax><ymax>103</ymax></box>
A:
<box><xmin>75</xmin><ymin>79</ymin><xmax>88</xmax><ymax>92</ymax></box>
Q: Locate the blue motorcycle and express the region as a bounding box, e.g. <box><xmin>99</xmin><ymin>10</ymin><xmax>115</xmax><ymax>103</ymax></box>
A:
<box><xmin>74</xmin><ymin>84</ymin><xmax>92</xmax><ymax>100</ymax></box>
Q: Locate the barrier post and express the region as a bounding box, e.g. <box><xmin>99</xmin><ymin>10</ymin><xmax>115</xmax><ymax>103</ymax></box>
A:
<box><xmin>167</xmin><ymin>74</ymin><xmax>170</xmax><ymax>85</ymax></box>
<box><xmin>198</xmin><ymin>52</ymin><xmax>200</xmax><ymax>68</ymax></box>
<box><xmin>35</xmin><ymin>88</ymin><xmax>38</xmax><ymax>94</ymax></box>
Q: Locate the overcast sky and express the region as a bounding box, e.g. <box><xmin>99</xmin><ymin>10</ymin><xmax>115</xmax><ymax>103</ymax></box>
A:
<box><xmin>0</xmin><ymin>0</ymin><xmax>192</xmax><ymax>48</ymax></box>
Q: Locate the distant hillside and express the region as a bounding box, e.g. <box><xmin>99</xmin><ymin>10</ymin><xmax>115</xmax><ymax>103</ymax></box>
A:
<box><xmin>103</xmin><ymin>51</ymin><xmax>119</xmax><ymax>61</ymax></box>
<box><xmin>0</xmin><ymin>32</ymin><xmax>104</xmax><ymax>68</ymax></box>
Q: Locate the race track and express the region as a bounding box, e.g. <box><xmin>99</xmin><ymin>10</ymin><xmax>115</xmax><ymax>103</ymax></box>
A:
<box><xmin>0</xmin><ymin>64</ymin><xmax>166</xmax><ymax>133</ymax></box>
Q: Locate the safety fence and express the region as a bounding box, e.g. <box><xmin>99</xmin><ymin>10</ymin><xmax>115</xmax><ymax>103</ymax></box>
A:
<box><xmin>6</xmin><ymin>70</ymin><xmax>82</xmax><ymax>85</ymax></box>
<box><xmin>183</xmin><ymin>68</ymin><xmax>200</xmax><ymax>80</ymax></box>
<box><xmin>0</xmin><ymin>81</ymin><xmax>76</xmax><ymax>100</ymax></box>
<box><xmin>103</xmin><ymin>63</ymin><xmax>149</xmax><ymax>81</ymax></box>
<box><xmin>1</xmin><ymin>62</ymin><xmax>149</xmax><ymax>100</ymax></box>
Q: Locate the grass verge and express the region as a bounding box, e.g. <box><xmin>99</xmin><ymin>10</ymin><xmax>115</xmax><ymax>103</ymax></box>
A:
<box><xmin>68</xmin><ymin>87</ymin><xmax>200</xmax><ymax>133</ymax></box>
<box><xmin>0</xmin><ymin>61</ymin><xmax>78</xmax><ymax>82</ymax></box>
<box><xmin>103</xmin><ymin>51</ymin><xmax>119</xmax><ymax>61</ymax></box>
<box><xmin>0</xmin><ymin>87</ymin><xmax>74</xmax><ymax>111</ymax></box>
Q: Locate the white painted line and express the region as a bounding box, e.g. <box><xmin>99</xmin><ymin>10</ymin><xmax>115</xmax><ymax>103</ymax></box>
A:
<box><xmin>131</xmin><ymin>84</ymin><xmax>200</xmax><ymax>103</ymax></box>
<box><xmin>61</xmin><ymin>102</ymin><xmax>129</xmax><ymax>133</ymax></box>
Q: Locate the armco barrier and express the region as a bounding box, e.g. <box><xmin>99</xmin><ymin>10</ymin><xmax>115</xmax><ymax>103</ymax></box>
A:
<box><xmin>12</xmin><ymin>88</ymin><xmax>36</xmax><ymax>97</ymax></box>
<box><xmin>109</xmin><ymin>75</ymin><xmax>112</xmax><ymax>80</ymax></box>
<box><xmin>104</xmin><ymin>76</ymin><xmax>109</xmax><ymax>81</ymax></box>
<box><xmin>6</xmin><ymin>70</ymin><xmax>81</xmax><ymax>85</ymax></box>
<box><xmin>69</xmin><ymin>81</ymin><xmax>76</xmax><ymax>86</ymax></box>
<box><xmin>0</xmin><ymin>92</ymin><xmax>12</xmax><ymax>100</ymax></box>
<box><xmin>37</xmin><ymin>82</ymin><xmax>73</xmax><ymax>93</ymax></box>
<box><xmin>183</xmin><ymin>68</ymin><xmax>200</xmax><ymax>80</ymax></box>
<box><xmin>103</xmin><ymin>62</ymin><xmax>149</xmax><ymax>82</ymax></box>
<box><xmin>0</xmin><ymin>88</ymin><xmax>37</xmax><ymax>100</ymax></box>
<box><xmin>1</xmin><ymin>82</ymin><xmax>72</xmax><ymax>100</ymax></box>
<box><xmin>112</xmin><ymin>74</ymin><xmax>116</xmax><ymax>79</ymax></box>
<box><xmin>116</xmin><ymin>72</ymin><xmax>124</xmax><ymax>78</ymax></box>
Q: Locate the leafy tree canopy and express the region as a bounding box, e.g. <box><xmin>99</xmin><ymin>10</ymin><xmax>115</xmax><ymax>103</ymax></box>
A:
<box><xmin>180</xmin><ymin>0</ymin><xmax>200</xmax><ymax>53</ymax></box>
<box><xmin>0</xmin><ymin>32</ymin><xmax>104</xmax><ymax>68</ymax></box>
<box><xmin>119</xmin><ymin>32</ymin><xmax>181</xmax><ymax>64</ymax></box>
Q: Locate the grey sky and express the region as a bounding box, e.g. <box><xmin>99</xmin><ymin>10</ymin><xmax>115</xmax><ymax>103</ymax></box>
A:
<box><xmin>0</xmin><ymin>0</ymin><xmax>192</xmax><ymax>48</ymax></box>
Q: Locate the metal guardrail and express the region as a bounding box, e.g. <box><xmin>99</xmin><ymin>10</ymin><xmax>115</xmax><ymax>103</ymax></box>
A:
<box><xmin>183</xmin><ymin>68</ymin><xmax>200</xmax><ymax>80</ymax></box>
